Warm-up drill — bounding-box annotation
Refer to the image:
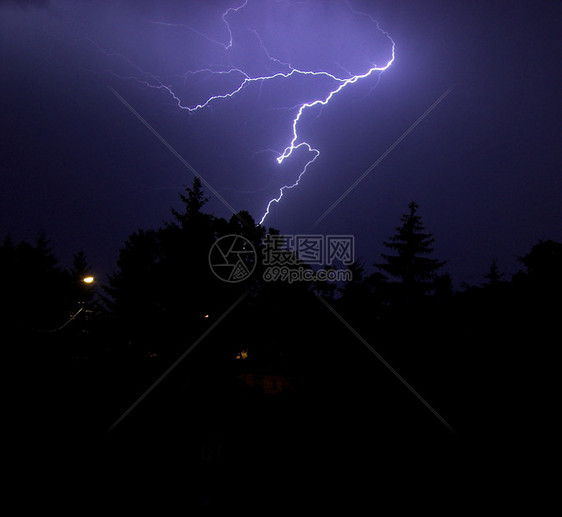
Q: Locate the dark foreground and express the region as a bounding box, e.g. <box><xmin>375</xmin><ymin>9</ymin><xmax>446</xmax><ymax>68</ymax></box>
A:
<box><xmin>10</xmin><ymin>322</ymin><xmax>553</xmax><ymax>514</ymax></box>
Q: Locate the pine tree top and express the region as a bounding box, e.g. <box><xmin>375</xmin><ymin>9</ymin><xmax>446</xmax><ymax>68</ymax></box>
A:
<box><xmin>377</xmin><ymin>201</ymin><xmax>445</xmax><ymax>286</ymax></box>
<box><xmin>170</xmin><ymin>177</ymin><xmax>211</xmax><ymax>228</ymax></box>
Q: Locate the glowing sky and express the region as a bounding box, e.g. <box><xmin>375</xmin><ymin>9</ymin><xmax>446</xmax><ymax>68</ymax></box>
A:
<box><xmin>1</xmin><ymin>0</ymin><xmax>560</xmax><ymax>285</ymax></box>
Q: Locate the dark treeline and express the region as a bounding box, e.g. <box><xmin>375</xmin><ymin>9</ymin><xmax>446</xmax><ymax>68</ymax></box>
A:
<box><xmin>4</xmin><ymin>179</ymin><xmax>560</xmax><ymax>510</ymax></box>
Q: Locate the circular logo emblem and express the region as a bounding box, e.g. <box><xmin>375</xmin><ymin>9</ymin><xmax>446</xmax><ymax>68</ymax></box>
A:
<box><xmin>208</xmin><ymin>234</ymin><xmax>257</xmax><ymax>283</ymax></box>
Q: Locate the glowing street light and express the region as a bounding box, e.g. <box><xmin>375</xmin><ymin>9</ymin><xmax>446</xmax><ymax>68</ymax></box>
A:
<box><xmin>82</xmin><ymin>276</ymin><xmax>95</xmax><ymax>284</ymax></box>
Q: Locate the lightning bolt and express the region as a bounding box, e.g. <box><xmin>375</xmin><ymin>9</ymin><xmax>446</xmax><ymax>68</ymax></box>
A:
<box><xmin>107</xmin><ymin>0</ymin><xmax>395</xmax><ymax>225</ymax></box>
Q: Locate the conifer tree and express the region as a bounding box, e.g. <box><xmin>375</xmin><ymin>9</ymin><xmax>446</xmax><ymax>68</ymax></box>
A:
<box><xmin>377</xmin><ymin>201</ymin><xmax>445</xmax><ymax>299</ymax></box>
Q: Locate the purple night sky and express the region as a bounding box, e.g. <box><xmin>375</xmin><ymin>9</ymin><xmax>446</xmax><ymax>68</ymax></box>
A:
<box><xmin>1</xmin><ymin>0</ymin><xmax>560</xmax><ymax>286</ymax></box>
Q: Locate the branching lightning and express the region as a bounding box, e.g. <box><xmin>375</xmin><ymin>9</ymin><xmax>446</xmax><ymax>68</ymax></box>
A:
<box><xmin>109</xmin><ymin>0</ymin><xmax>395</xmax><ymax>225</ymax></box>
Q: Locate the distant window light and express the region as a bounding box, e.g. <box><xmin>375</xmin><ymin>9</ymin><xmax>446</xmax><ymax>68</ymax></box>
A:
<box><xmin>235</xmin><ymin>348</ymin><xmax>248</xmax><ymax>360</ymax></box>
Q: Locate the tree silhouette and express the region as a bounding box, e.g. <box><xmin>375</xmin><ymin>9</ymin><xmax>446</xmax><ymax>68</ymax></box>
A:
<box><xmin>4</xmin><ymin>176</ymin><xmax>560</xmax><ymax>502</ymax></box>
<box><xmin>483</xmin><ymin>259</ymin><xmax>504</xmax><ymax>286</ymax></box>
<box><xmin>516</xmin><ymin>239</ymin><xmax>562</xmax><ymax>288</ymax></box>
<box><xmin>105</xmin><ymin>178</ymin><xmax>265</xmax><ymax>358</ymax></box>
<box><xmin>170</xmin><ymin>177</ymin><xmax>213</xmax><ymax>232</ymax></box>
<box><xmin>0</xmin><ymin>232</ymin><xmax>74</xmax><ymax>331</ymax></box>
<box><xmin>337</xmin><ymin>261</ymin><xmax>381</xmax><ymax>322</ymax></box>
<box><xmin>70</xmin><ymin>251</ymin><xmax>93</xmax><ymax>279</ymax></box>
<box><xmin>511</xmin><ymin>239</ymin><xmax>562</xmax><ymax>324</ymax></box>
<box><xmin>376</xmin><ymin>201</ymin><xmax>445</xmax><ymax>302</ymax></box>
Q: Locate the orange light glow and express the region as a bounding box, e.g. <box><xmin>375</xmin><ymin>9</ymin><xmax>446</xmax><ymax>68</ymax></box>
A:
<box><xmin>235</xmin><ymin>348</ymin><xmax>248</xmax><ymax>360</ymax></box>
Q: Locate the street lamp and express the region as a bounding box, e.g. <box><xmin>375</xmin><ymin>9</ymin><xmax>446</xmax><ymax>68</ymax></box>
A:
<box><xmin>82</xmin><ymin>275</ymin><xmax>95</xmax><ymax>284</ymax></box>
